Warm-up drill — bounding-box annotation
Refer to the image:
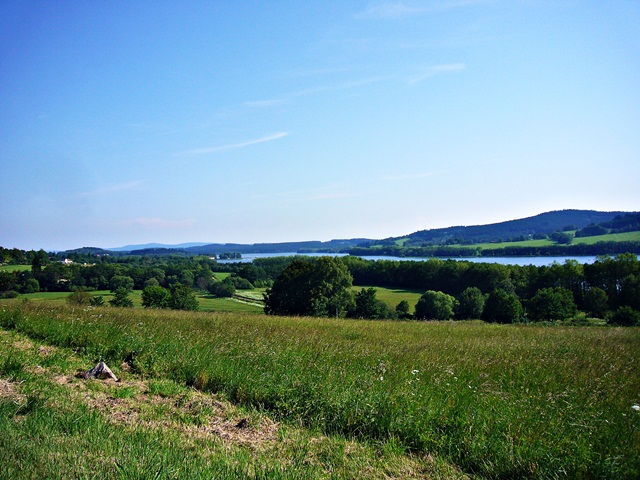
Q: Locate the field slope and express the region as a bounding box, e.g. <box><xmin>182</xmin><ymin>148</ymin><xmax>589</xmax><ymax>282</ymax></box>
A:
<box><xmin>1</xmin><ymin>303</ymin><xmax>639</xmax><ymax>479</ymax></box>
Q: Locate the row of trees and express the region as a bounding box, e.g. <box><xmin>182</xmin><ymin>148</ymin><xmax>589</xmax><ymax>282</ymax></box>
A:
<box><xmin>2</xmin><ymin>246</ymin><xmax>639</xmax><ymax>323</ymax></box>
<box><xmin>264</xmin><ymin>255</ymin><xmax>640</xmax><ymax>325</ymax></box>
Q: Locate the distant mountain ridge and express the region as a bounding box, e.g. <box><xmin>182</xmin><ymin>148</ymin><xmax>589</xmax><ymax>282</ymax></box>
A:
<box><xmin>108</xmin><ymin>242</ymin><xmax>209</xmax><ymax>252</ymax></box>
<box><xmin>387</xmin><ymin>209</ymin><xmax>634</xmax><ymax>246</ymax></box>
<box><xmin>98</xmin><ymin>209</ymin><xmax>637</xmax><ymax>255</ymax></box>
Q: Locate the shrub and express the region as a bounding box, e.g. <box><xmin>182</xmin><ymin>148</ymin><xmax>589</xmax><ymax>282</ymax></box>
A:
<box><xmin>66</xmin><ymin>289</ymin><xmax>92</xmax><ymax>306</ymax></box>
<box><xmin>0</xmin><ymin>290</ymin><xmax>19</xmax><ymax>299</ymax></box>
<box><xmin>208</xmin><ymin>279</ymin><xmax>236</xmax><ymax>298</ymax></box>
<box><xmin>608</xmin><ymin>306</ymin><xmax>640</xmax><ymax>326</ymax></box>
<box><xmin>89</xmin><ymin>295</ymin><xmax>104</xmax><ymax>306</ymax></box>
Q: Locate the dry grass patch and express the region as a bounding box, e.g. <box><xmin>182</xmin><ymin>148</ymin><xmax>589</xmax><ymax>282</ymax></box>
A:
<box><xmin>0</xmin><ymin>378</ymin><xmax>26</xmax><ymax>404</ymax></box>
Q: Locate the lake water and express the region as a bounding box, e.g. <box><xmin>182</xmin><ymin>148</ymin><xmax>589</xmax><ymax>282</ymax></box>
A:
<box><xmin>217</xmin><ymin>252</ymin><xmax>613</xmax><ymax>267</ymax></box>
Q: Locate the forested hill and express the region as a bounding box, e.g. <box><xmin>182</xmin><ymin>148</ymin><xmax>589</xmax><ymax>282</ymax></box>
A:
<box><xmin>184</xmin><ymin>239</ymin><xmax>371</xmax><ymax>255</ymax></box>
<box><xmin>387</xmin><ymin>210</ymin><xmax>632</xmax><ymax>246</ymax></box>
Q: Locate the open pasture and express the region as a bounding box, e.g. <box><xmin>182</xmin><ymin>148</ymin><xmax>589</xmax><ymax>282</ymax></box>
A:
<box><xmin>1</xmin><ymin>302</ymin><xmax>638</xmax><ymax>478</ymax></box>
<box><xmin>351</xmin><ymin>285</ymin><xmax>422</xmax><ymax>313</ymax></box>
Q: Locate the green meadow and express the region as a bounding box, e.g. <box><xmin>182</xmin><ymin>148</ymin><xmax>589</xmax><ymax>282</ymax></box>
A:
<box><xmin>466</xmin><ymin>231</ymin><xmax>640</xmax><ymax>251</ymax></box>
<box><xmin>11</xmin><ymin>285</ymin><xmax>420</xmax><ymax>315</ymax></box>
<box><xmin>0</xmin><ymin>264</ymin><xmax>32</xmax><ymax>272</ymax></box>
<box><xmin>1</xmin><ymin>302</ymin><xmax>638</xmax><ymax>479</ymax></box>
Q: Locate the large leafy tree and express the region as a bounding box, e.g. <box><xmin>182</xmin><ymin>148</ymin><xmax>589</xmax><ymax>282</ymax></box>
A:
<box><xmin>141</xmin><ymin>285</ymin><xmax>170</xmax><ymax>308</ymax></box>
<box><xmin>414</xmin><ymin>290</ymin><xmax>457</xmax><ymax>320</ymax></box>
<box><xmin>169</xmin><ymin>283</ymin><xmax>199</xmax><ymax>311</ymax></box>
<box><xmin>583</xmin><ymin>287</ymin><xmax>609</xmax><ymax>318</ymax></box>
<box><xmin>456</xmin><ymin>287</ymin><xmax>485</xmax><ymax>319</ymax></box>
<box><xmin>528</xmin><ymin>287</ymin><xmax>577</xmax><ymax>322</ymax></box>
<box><xmin>351</xmin><ymin>287</ymin><xmax>389</xmax><ymax>319</ymax></box>
<box><xmin>109</xmin><ymin>275</ymin><xmax>134</xmax><ymax>293</ymax></box>
<box><xmin>482</xmin><ymin>289</ymin><xmax>523</xmax><ymax>324</ymax></box>
<box><xmin>264</xmin><ymin>257</ymin><xmax>354</xmax><ymax>317</ymax></box>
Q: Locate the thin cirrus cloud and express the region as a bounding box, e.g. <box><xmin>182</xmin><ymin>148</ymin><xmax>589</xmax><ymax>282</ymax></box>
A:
<box><xmin>407</xmin><ymin>63</ymin><xmax>466</xmax><ymax>83</ymax></box>
<box><xmin>357</xmin><ymin>0</ymin><xmax>490</xmax><ymax>19</ymax></box>
<box><xmin>75</xmin><ymin>180</ymin><xmax>143</xmax><ymax>197</ymax></box>
<box><xmin>357</xmin><ymin>2</ymin><xmax>432</xmax><ymax>18</ymax></box>
<box><xmin>245</xmin><ymin>76</ymin><xmax>393</xmax><ymax>108</ymax></box>
<box><xmin>177</xmin><ymin>132</ymin><xmax>290</xmax><ymax>156</ymax></box>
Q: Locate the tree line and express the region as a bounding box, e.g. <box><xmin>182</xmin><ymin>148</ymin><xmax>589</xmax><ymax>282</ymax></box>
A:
<box><xmin>2</xmin><ymin>247</ymin><xmax>639</xmax><ymax>324</ymax></box>
<box><xmin>264</xmin><ymin>254</ymin><xmax>640</xmax><ymax>325</ymax></box>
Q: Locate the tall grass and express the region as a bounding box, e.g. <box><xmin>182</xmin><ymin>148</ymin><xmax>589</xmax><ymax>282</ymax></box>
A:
<box><xmin>1</xmin><ymin>302</ymin><xmax>639</xmax><ymax>478</ymax></box>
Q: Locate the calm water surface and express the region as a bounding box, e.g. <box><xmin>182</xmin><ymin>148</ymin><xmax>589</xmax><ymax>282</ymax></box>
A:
<box><xmin>218</xmin><ymin>252</ymin><xmax>616</xmax><ymax>267</ymax></box>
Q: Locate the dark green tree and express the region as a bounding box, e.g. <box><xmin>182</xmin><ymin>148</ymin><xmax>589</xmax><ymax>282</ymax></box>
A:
<box><xmin>620</xmin><ymin>274</ymin><xmax>640</xmax><ymax>311</ymax></box>
<box><xmin>22</xmin><ymin>278</ymin><xmax>40</xmax><ymax>294</ymax></box>
<box><xmin>583</xmin><ymin>287</ymin><xmax>609</xmax><ymax>318</ymax></box>
<box><xmin>141</xmin><ymin>285</ymin><xmax>171</xmax><ymax>308</ymax></box>
<box><xmin>549</xmin><ymin>232</ymin><xmax>573</xmax><ymax>244</ymax></box>
<box><xmin>109</xmin><ymin>287</ymin><xmax>134</xmax><ymax>308</ymax></box>
<box><xmin>351</xmin><ymin>287</ymin><xmax>389</xmax><ymax>319</ymax></box>
<box><xmin>456</xmin><ymin>287</ymin><xmax>485</xmax><ymax>319</ymax></box>
<box><xmin>528</xmin><ymin>287</ymin><xmax>577</xmax><ymax>322</ymax></box>
<box><xmin>414</xmin><ymin>290</ymin><xmax>457</xmax><ymax>320</ymax></box>
<box><xmin>482</xmin><ymin>289</ymin><xmax>523</xmax><ymax>324</ymax></box>
<box><xmin>0</xmin><ymin>271</ymin><xmax>18</xmax><ymax>293</ymax></box>
<box><xmin>264</xmin><ymin>257</ymin><xmax>354</xmax><ymax>317</ymax></box>
<box><xmin>31</xmin><ymin>249</ymin><xmax>49</xmax><ymax>277</ymax></box>
<box><xmin>109</xmin><ymin>275</ymin><xmax>134</xmax><ymax>293</ymax></box>
<box><xmin>169</xmin><ymin>283</ymin><xmax>199</xmax><ymax>311</ymax></box>
<box><xmin>395</xmin><ymin>300</ymin><xmax>411</xmax><ymax>317</ymax></box>
<box><xmin>89</xmin><ymin>295</ymin><xmax>104</xmax><ymax>306</ymax></box>
<box><xmin>208</xmin><ymin>278</ymin><xmax>236</xmax><ymax>298</ymax></box>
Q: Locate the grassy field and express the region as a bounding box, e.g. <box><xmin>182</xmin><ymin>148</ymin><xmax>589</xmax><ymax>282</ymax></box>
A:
<box><xmin>9</xmin><ymin>285</ymin><xmax>421</xmax><ymax>315</ymax></box>
<box><xmin>460</xmin><ymin>231</ymin><xmax>640</xmax><ymax>251</ymax></box>
<box><xmin>1</xmin><ymin>302</ymin><xmax>638</xmax><ymax>479</ymax></box>
<box><xmin>0</xmin><ymin>322</ymin><xmax>461</xmax><ymax>479</ymax></box>
<box><xmin>0</xmin><ymin>264</ymin><xmax>32</xmax><ymax>272</ymax></box>
<box><xmin>571</xmin><ymin>230</ymin><xmax>640</xmax><ymax>244</ymax></box>
<box><xmin>351</xmin><ymin>286</ymin><xmax>422</xmax><ymax>313</ymax></box>
<box><xmin>10</xmin><ymin>289</ymin><xmax>265</xmax><ymax>314</ymax></box>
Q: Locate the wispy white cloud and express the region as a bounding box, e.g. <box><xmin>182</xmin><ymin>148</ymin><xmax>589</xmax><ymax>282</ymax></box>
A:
<box><xmin>177</xmin><ymin>132</ymin><xmax>290</xmax><ymax>156</ymax></box>
<box><xmin>407</xmin><ymin>63</ymin><xmax>466</xmax><ymax>83</ymax></box>
<box><xmin>76</xmin><ymin>181</ymin><xmax>143</xmax><ymax>197</ymax></box>
<box><xmin>357</xmin><ymin>2</ymin><xmax>431</xmax><ymax>19</ymax></box>
<box><xmin>244</xmin><ymin>76</ymin><xmax>391</xmax><ymax>109</ymax></box>
<box><xmin>116</xmin><ymin>217</ymin><xmax>197</xmax><ymax>229</ymax></box>
<box><xmin>357</xmin><ymin>0</ymin><xmax>491</xmax><ymax>19</ymax></box>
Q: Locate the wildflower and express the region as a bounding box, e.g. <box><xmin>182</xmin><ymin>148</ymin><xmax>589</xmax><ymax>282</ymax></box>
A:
<box><xmin>411</xmin><ymin>369</ymin><xmax>419</xmax><ymax>375</ymax></box>
<box><xmin>632</xmin><ymin>404</ymin><xmax>640</xmax><ymax>411</ymax></box>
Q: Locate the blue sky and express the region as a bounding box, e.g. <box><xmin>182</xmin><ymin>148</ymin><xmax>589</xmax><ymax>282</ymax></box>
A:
<box><xmin>1</xmin><ymin>1</ymin><xmax>639</xmax><ymax>251</ymax></box>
